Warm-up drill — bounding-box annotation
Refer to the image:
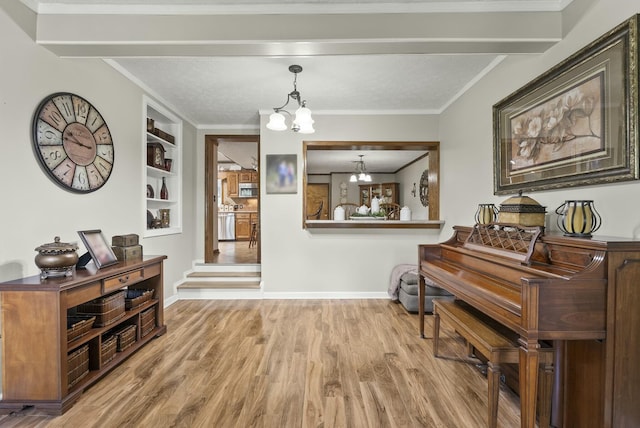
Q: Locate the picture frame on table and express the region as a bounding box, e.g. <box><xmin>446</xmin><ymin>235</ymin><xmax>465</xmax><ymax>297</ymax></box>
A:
<box><xmin>77</xmin><ymin>229</ymin><xmax>118</xmax><ymax>269</ymax></box>
<box><xmin>493</xmin><ymin>15</ymin><xmax>638</xmax><ymax>195</ymax></box>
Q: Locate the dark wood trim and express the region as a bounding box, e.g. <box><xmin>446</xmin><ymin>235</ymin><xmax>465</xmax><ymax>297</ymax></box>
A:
<box><xmin>303</xmin><ymin>140</ymin><xmax>441</xmax><ymax>228</ymax></box>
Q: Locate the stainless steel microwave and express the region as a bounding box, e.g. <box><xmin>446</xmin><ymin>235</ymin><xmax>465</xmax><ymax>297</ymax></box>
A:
<box><xmin>238</xmin><ymin>182</ymin><xmax>258</xmax><ymax>197</ymax></box>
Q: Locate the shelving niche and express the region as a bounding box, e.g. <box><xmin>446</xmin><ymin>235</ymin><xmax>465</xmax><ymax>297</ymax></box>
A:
<box><xmin>144</xmin><ymin>96</ymin><xmax>182</xmax><ymax>237</ymax></box>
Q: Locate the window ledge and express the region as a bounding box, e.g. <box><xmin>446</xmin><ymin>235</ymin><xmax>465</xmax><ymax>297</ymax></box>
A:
<box><xmin>305</xmin><ymin>220</ymin><xmax>444</xmax><ymax>230</ymax></box>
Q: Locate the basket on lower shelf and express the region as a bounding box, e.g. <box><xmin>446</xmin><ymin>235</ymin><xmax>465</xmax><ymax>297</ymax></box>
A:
<box><xmin>125</xmin><ymin>289</ymin><xmax>154</xmax><ymax>310</ymax></box>
<box><xmin>67</xmin><ymin>315</ymin><xmax>96</xmax><ymax>343</ymax></box>
<box><xmin>101</xmin><ymin>334</ymin><xmax>117</xmax><ymax>365</ymax></box>
<box><xmin>67</xmin><ymin>344</ymin><xmax>89</xmax><ymax>389</ymax></box>
<box><xmin>115</xmin><ymin>324</ymin><xmax>137</xmax><ymax>352</ymax></box>
<box><xmin>140</xmin><ymin>307</ymin><xmax>156</xmax><ymax>338</ymax></box>
<box><xmin>76</xmin><ymin>290</ymin><xmax>126</xmax><ymax>327</ymax></box>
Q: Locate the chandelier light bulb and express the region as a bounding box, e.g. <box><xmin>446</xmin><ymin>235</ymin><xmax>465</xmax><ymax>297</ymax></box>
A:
<box><xmin>266</xmin><ymin>112</ymin><xmax>287</xmax><ymax>131</ymax></box>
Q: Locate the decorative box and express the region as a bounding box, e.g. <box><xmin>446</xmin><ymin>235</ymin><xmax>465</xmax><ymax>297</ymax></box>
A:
<box><xmin>112</xmin><ymin>245</ymin><xmax>143</xmax><ymax>262</ymax></box>
<box><xmin>497</xmin><ymin>193</ymin><xmax>546</xmax><ymax>227</ymax></box>
<box><xmin>147</xmin><ymin>143</ymin><xmax>165</xmax><ymax>169</ymax></box>
<box><xmin>112</xmin><ymin>234</ymin><xmax>139</xmax><ymax>247</ymax></box>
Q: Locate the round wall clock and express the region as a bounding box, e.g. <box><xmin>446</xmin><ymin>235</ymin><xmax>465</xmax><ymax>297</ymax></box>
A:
<box><xmin>419</xmin><ymin>169</ymin><xmax>429</xmax><ymax>207</ymax></box>
<box><xmin>32</xmin><ymin>92</ymin><xmax>114</xmax><ymax>193</ymax></box>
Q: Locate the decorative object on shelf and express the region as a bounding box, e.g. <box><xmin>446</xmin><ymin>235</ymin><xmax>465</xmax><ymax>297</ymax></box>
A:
<box><xmin>111</xmin><ymin>234</ymin><xmax>142</xmax><ymax>262</ymax></box>
<box><xmin>371</xmin><ymin>196</ymin><xmax>381</xmax><ymax>213</ymax></box>
<box><xmin>493</xmin><ymin>15</ymin><xmax>638</xmax><ymax>195</ymax></box>
<box><xmin>34</xmin><ymin>236</ymin><xmax>79</xmax><ymax>280</ymax></box>
<box><xmin>400</xmin><ymin>206</ymin><xmax>412</xmax><ymax>221</ymax></box>
<box><xmin>147</xmin><ymin>142</ymin><xmax>166</xmax><ymax>169</ymax></box>
<box><xmin>146</xmin><ymin>184</ymin><xmax>154</xmax><ymax>199</ymax></box>
<box><xmin>555</xmin><ymin>200</ymin><xmax>602</xmax><ymax>237</ymax></box>
<box><xmin>349</xmin><ymin>155</ymin><xmax>372</xmax><ymax>182</ymax></box>
<box><xmin>419</xmin><ymin>169</ymin><xmax>429</xmax><ymax>207</ymax></box>
<box><xmin>266</xmin><ymin>65</ymin><xmax>315</xmax><ymax>133</ymax></box>
<box><xmin>146</xmin><ymin>117</ymin><xmax>154</xmax><ymax>132</ymax></box>
<box><xmin>357</xmin><ymin>205</ymin><xmax>370</xmax><ymax>215</ymax></box>
<box><xmin>151</xmin><ymin>127</ymin><xmax>175</xmax><ymax>144</ymax></box>
<box><xmin>160</xmin><ymin>177</ymin><xmax>168</xmax><ymax>200</ymax></box>
<box><xmin>164</xmin><ymin>158</ymin><xmax>172</xmax><ymax>172</ymax></box>
<box><xmin>77</xmin><ymin>229</ymin><xmax>118</xmax><ymax>269</ymax></box>
<box><xmin>146</xmin><ymin>210</ymin><xmax>154</xmax><ymax>228</ymax></box>
<box><xmin>159</xmin><ymin>208</ymin><xmax>171</xmax><ymax>228</ymax></box>
<box><xmin>334</xmin><ymin>205</ymin><xmax>345</xmax><ymax>220</ymax></box>
<box><xmin>497</xmin><ymin>192</ymin><xmax>546</xmax><ymax>227</ymax></box>
<box><xmin>475</xmin><ymin>204</ymin><xmax>498</xmax><ymax>225</ymax></box>
<box><xmin>411</xmin><ymin>183</ymin><xmax>417</xmax><ymax>197</ymax></box>
<box><xmin>32</xmin><ymin>92</ymin><xmax>114</xmax><ymax>193</ymax></box>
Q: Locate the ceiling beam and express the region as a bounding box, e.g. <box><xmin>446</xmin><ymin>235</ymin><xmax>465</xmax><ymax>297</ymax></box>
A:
<box><xmin>34</xmin><ymin>11</ymin><xmax>562</xmax><ymax>57</ymax></box>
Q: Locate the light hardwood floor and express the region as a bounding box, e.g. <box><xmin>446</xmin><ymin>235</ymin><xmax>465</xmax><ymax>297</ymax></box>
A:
<box><xmin>213</xmin><ymin>241</ymin><xmax>259</xmax><ymax>264</ymax></box>
<box><xmin>0</xmin><ymin>300</ymin><xmax>521</xmax><ymax>427</ymax></box>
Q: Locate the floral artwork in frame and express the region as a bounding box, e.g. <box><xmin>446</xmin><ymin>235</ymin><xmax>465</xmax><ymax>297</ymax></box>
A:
<box><xmin>493</xmin><ymin>15</ymin><xmax>638</xmax><ymax>195</ymax></box>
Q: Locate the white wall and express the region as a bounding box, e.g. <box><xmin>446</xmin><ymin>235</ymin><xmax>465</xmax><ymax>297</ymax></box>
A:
<box><xmin>258</xmin><ymin>114</ymin><xmax>441</xmax><ymax>295</ymax></box>
<box><xmin>438</xmin><ymin>0</ymin><xmax>640</xmax><ymax>238</ymax></box>
<box><xmin>0</xmin><ymin>8</ymin><xmax>198</xmax><ymax>301</ymax></box>
<box><xmin>396</xmin><ymin>154</ymin><xmax>430</xmax><ymax>220</ymax></box>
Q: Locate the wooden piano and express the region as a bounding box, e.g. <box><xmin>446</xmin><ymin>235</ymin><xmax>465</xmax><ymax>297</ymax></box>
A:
<box><xmin>418</xmin><ymin>224</ymin><xmax>640</xmax><ymax>428</ymax></box>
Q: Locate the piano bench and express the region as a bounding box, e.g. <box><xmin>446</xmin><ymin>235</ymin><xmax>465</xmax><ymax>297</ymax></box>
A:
<box><xmin>398</xmin><ymin>273</ymin><xmax>452</xmax><ymax>313</ymax></box>
<box><xmin>432</xmin><ymin>299</ymin><xmax>553</xmax><ymax>428</ymax></box>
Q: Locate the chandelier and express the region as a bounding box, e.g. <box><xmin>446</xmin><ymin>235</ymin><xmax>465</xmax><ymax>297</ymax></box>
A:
<box><xmin>350</xmin><ymin>155</ymin><xmax>372</xmax><ymax>182</ymax></box>
<box><xmin>266</xmin><ymin>65</ymin><xmax>315</xmax><ymax>134</ymax></box>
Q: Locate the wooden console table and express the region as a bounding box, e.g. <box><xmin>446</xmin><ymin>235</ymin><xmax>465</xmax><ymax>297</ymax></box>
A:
<box><xmin>0</xmin><ymin>255</ymin><xmax>167</xmax><ymax>415</ymax></box>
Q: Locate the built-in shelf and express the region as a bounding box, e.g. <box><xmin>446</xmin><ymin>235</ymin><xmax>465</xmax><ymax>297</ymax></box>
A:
<box><xmin>144</xmin><ymin>96</ymin><xmax>182</xmax><ymax>237</ymax></box>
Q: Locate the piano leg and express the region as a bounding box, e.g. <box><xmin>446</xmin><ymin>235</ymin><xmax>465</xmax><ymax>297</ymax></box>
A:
<box><xmin>519</xmin><ymin>339</ymin><xmax>541</xmax><ymax>428</ymax></box>
<box><xmin>487</xmin><ymin>362</ymin><xmax>501</xmax><ymax>428</ymax></box>
<box><xmin>419</xmin><ymin>274</ymin><xmax>426</xmax><ymax>338</ymax></box>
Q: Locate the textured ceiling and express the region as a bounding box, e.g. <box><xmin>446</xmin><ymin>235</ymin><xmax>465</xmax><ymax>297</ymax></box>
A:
<box><xmin>113</xmin><ymin>55</ymin><xmax>500</xmax><ymax>127</ymax></box>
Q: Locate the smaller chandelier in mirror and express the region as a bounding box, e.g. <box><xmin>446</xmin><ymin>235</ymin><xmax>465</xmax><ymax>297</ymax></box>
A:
<box><xmin>266</xmin><ymin>65</ymin><xmax>315</xmax><ymax>134</ymax></box>
<box><xmin>349</xmin><ymin>155</ymin><xmax>372</xmax><ymax>182</ymax></box>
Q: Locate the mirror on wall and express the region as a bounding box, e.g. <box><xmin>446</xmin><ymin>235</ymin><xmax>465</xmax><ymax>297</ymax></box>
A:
<box><xmin>303</xmin><ymin>141</ymin><xmax>440</xmax><ymax>229</ymax></box>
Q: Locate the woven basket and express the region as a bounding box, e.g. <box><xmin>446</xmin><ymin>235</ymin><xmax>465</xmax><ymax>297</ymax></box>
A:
<box><xmin>140</xmin><ymin>307</ymin><xmax>156</xmax><ymax>338</ymax></box>
<box><xmin>101</xmin><ymin>334</ymin><xmax>117</xmax><ymax>365</ymax></box>
<box><xmin>77</xmin><ymin>290</ymin><xmax>126</xmax><ymax>327</ymax></box>
<box><xmin>67</xmin><ymin>344</ymin><xmax>89</xmax><ymax>388</ymax></box>
<box><xmin>125</xmin><ymin>289</ymin><xmax>154</xmax><ymax>310</ymax></box>
<box><xmin>115</xmin><ymin>324</ymin><xmax>137</xmax><ymax>352</ymax></box>
<box><xmin>67</xmin><ymin>315</ymin><xmax>96</xmax><ymax>343</ymax></box>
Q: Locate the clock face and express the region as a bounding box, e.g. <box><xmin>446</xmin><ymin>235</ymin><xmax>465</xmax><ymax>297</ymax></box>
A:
<box><xmin>33</xmin><ymin>92</ymin><xmax>114</xmax><ymax>193</ymax></box>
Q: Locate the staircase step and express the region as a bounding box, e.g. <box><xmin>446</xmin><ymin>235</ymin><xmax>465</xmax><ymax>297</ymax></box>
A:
<box><xmin>187</xmin><ymin>271</ymin><xmax>260</xmax><ymax>278</ymax></box>
<box><xmin>178</xmin><ymin>280</ymin><xmax>261</xmax><ymax>289</ymax></box>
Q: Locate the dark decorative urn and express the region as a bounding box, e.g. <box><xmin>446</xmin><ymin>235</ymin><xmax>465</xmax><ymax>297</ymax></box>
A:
<box><xmin>35</xmin><ymin>236</ymin><xmax>79</xmax><ymax>280</ymax></box>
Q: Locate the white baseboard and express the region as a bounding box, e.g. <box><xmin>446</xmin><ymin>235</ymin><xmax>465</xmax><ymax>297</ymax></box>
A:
<box><xmin>175</xmin><ymin>290</ymin><xmax>389</xmax><ymax>301</ymax></box>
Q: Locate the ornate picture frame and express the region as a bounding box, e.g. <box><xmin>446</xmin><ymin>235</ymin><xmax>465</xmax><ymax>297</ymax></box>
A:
<box><xmin>493</xmin><ymin>15</ymin><xmax>638</xmax><ymax>195</ymax></box>
<box><xmin>78</xmin><ymin>229</ymin><xmax>118</xmax><ymax>269</ymax></box>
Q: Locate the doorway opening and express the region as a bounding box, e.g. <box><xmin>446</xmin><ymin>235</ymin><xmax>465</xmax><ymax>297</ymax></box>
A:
<box><xmin>205</xmin><ymin>135</ymin><xmax>260</xmax><ymax>264</ymax></box>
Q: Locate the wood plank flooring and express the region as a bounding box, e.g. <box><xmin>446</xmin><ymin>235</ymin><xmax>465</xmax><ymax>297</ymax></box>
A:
<box><xmin>213</xmin><ymin>241</ymin><xmax>259</xmax><ymax>264</ymax></box>
<box><xmin>0</xmin><ymin>300</ymin><xmax>521</xmax><ymax>427</ymax></box>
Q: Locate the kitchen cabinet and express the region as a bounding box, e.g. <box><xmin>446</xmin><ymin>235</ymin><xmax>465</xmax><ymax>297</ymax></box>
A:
<box><xmin>144</xmin><ymin>96</ymin><xmax>182</xmax><ymax>237</ymax></box>
<box><xmin>235</xmin><ymin>213</ymin><xmax>251</xmax><ymax>240</ymax></box>
<box><xmin>239</xmin><ymin>172</ymin><xmax>252</xmax><ymax>183</ymax></box>
<box><xmin>0</xmin><ymin>256</ymin><xmax>167</xmax><ymax>415</ymax></box>
<box><xmin>235</xmin><ymin>212</ymin><xmax>259</xmax><ymax>241</ymax></box>
<box><xmin>227</xmin><ymin>173</ymin><xmax>238</xmax><ymax>197</ymax></box>
<box><xmin>359</xmin><ymin>182</ymin><xmax>399</xmax><ymax>206</ymax></box>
